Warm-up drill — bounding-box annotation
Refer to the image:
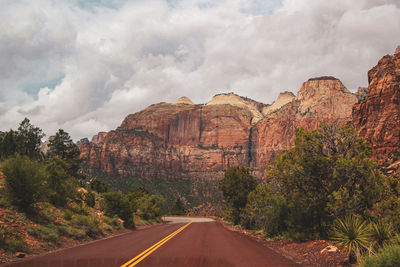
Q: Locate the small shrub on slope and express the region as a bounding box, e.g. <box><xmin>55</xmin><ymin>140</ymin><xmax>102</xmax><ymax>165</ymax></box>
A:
<box><xmin>3</xmin><ymin>154</ymin><xmax>46</xmax><ymax>213</ymax></box>
<box><xmin>361</xmin><ymin>245</ymin><xmax>400</xmax><ymax>267</ymax></box>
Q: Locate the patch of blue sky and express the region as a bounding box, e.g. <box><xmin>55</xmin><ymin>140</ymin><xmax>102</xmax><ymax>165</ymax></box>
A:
<box><xmin>23</xmin><ymin>74</ymin><xmax>65</xmax><ymax>100</ymax></box>
<box><xmin>166</xmin><ymin>0</ymin><xmax>179</xmax><ymax>8</ymax></box>
<box><xmin>77</xmin><ymin>0</ymin><xmax>127</xmax><ymax>12</ymax></box>
<box><xmin>240</xmin><ymin>0</ymin><xmax>283</xmax><ymax>15</ymax></box>
<box><xmin>166</xmin><ymin>0</ymin><xmax>216</xmax><ymax>9</ymax></box>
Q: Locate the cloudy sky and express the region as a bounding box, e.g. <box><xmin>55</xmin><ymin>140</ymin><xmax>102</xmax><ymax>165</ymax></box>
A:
<box><xmin>1</xmin><ymin>0</ymin><xmax>400</xmax><ymax>140</ymax></box>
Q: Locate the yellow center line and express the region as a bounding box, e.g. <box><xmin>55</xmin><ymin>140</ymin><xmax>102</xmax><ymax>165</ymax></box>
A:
<box><xmin>120</xmin><ymin>220</ymin><xmax>193</xmax><ymax>267</ymax></box>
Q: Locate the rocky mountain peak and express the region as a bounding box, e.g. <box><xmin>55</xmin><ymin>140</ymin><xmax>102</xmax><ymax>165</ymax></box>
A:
<box><xmin>395</xmin><ymin>45</ymin><xmax>400</xmax><ymax>55</ymax></box>
<box><xmin>207</xmin><ymin>92</ymin><xmax>246</xmax><ymax>105</ymax></box>
<box><xmin>206</xmin><ymin>92</ymin><xmax>267</xmax><ymax>124</ymax></box>
<box><xmin>262</xmin><ymin>91</ymin><xmax>295</xmax><ymax>116</ymax></box>
<box><xmin>297</xmin><ymin>76</ymin><xmax>348</xmax><ymax>99</ymax></box>
<box><xmin>296</xmin><ymin>77</ymin><xmax>353</xmax><ymax>115</ymax></box>
<box><xmin>173</xmin><ymin>96</ymin><xmax>194</xmax><ymax>105</ymax></box>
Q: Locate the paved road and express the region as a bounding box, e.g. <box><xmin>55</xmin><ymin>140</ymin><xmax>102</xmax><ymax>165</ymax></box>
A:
<box><xmin>3</xmin><ymin>217</ymin><xmax>300</xmax><ymax>267</ymax></box>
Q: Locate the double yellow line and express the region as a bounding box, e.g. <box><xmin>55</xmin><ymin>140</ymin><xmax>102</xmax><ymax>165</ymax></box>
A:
<box><xmin>120</xmin><ymin>220</ymin><xmax>193</xmax><ymax>267</ymax></box>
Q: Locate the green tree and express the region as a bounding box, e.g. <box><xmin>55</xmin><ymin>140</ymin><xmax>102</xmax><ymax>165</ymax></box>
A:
<box><xmin>218</xmin><ymin>166</ymin><xmax>257</xmax><ymax>225</ymax></box>
<box><xmin>102</xmin><ymin>192</ymin><xmax>134</xmax><ymax>228</ymax></box>
<box><xmin>268</xmin><ymin>125</ymin><xmax>388</xmax><ymax>237</ymax></box>
<box><xmin>3</xmin><ymin>154</ymin><xmax>46</xmax><ymax>213</ymax></box>
<box><xmin>170</xmin><ymin>198</ymin><xmax>186</xmax><ymax>215</ymax></box>
<box><xmin>48</xmin><ymin>129</ymin><xmax>81</xmax><ymax>178</ymax></box>
<box><xmin>0</xmin><ymin>130</ymin><xmax>18</xmax><ymax>160</ymax></box>
<box><xmin>135</xmin><ymin>195</ymin><xmax>165</xmax><ymax>220</ymax></box>
<box><xmin>89</xmin><ymin>178</ymin><xmax>109</xmax><ymax>193</ymax></box>
<box><xmin>243</xmin><ymin>184</ymin><xmax>288</xmax><ymax>236</ymax></box>
<box><xmin>16</xmin><ymin>118</ymin><xmax>45</xmax><ymax>159</ymax></box>
<box><xmin>44</xmin><ymin>158</ymin><xmax>78</xmax><ymax>207</ymax></box>
<box><xmin>48</xmin><ymin>129</ymin><xmax>80</xmax><ymax>160</ymax></box>
<box><xmin>85</xmin><ymin>190</ymin><xmax>96</xmax><ymax>208</ymax></box>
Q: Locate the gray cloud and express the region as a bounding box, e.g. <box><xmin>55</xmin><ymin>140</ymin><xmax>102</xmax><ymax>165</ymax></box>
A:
<box><xmin>0</xmin><ymin>0</ymin><xmax>400</xmax><ymax>140</ymax></box>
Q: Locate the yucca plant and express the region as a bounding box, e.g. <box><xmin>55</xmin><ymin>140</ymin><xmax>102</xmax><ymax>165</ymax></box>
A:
<box><xmin>370</xmin><ymin>220</ymin><xmax>393</xmax><ymax>250</ymax></box>
<box><xmin>331</xmin><ymin>216</ymin><xmax>372</xmax><ymax>263</ymax></box>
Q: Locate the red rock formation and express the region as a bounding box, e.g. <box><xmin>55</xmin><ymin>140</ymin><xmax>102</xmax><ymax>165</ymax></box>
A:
<box><xmin>251</xmin><ymin>77</ymin><xmax>357</xmax><ymax>173</ymax></box>
<box><xmin>81</xmin><ymin>77</ymin><xmax>358</xmax><ymax>183</ymax></box>
<box><xmin>352</xmin><ymin>46</ymin><xmax>400</xmax><ymax>158</ymax></box>
<box><xmin>80</xmin><ymin>96</ymin><xmax>254</xmax><ymax>181</ymax></box>
<box><xmin>80</xmin><ymin>47</ymin><xmax>400</xmax><ymax>209</ymax></box>
<box><xmin>91</xmin><ymin>132</ymin><xmax>107</xmax><ymax>144</ymax></box>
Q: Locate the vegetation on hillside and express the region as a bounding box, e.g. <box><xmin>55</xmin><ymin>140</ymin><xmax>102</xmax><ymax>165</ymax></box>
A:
<box><xmin>219</xmin><ymin>125</ymin><xmax>400</xmax><ymax>265</ymax></box>
<box><xmin>170</xmin><ymin>198</ymin><xmax>186</xmax><ymax>215</ymax></box>
<box><xmin>218</xmin><ymin>166</ymin><xmax>257</xmax><ymax>225</ymax></box>
<box><xmin>0</xmin><ymin>118</ymin><xmax>165</xmax><ymax>256</ymax></box>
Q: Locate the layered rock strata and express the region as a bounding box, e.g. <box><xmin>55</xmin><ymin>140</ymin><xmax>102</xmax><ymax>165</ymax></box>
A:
<box><xmin>80</xmin><ymin>96</ymin><xmax>255</xmax><ymax>181</ymax></box>
<box><xmin>81</xmin><ymin>77</ymin><xmax>358</xmax><ymax>183</ymax></box>
<box><xmin>251</xmin><ymin>77</ymin><xmax>357</xmax><ymax>170</ymax></box>
<box><xmin>352</xmin><ymin>46</ymin><xmax>400</xmax><ymax>157</ymax></box>
<box><xmin>80</xmin><ymin>46</ymin><xmax>400</xmax><ymax>209</ymax></box>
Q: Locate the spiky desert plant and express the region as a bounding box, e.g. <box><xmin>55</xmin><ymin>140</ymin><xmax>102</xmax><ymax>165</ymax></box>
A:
<box><xmin>370</xmin><ymin>220</ymin><xmax>393</xmax><ymax>250</ymax></box>
<box><xmin>332</xmin><ymin>216</ymin><xmax>372</xmax><ymax>263</ymax></box>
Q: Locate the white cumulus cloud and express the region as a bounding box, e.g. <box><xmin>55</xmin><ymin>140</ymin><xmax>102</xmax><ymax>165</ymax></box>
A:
<box><xmin>0</xmin><ymin>0</ymin><xmax>399</xmax><ymax>140</ymax></box>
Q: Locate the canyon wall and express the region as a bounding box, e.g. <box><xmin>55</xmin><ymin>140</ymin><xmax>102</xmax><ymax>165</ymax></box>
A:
<box><xmin>352</xmin><ymin>46</ymin><xmax>400</xmax><ymax>158</ymax></box>
<box><xmin>80</xmin><ymin>46</ymin><xmax>400</xmax><ymax>209</ymax></box>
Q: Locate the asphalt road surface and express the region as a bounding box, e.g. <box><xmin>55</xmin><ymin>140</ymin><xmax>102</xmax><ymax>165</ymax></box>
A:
<box><xmin>3</xmin><ymin>217</ymin><xmax>300</xmax><ymax>267</ymax></box>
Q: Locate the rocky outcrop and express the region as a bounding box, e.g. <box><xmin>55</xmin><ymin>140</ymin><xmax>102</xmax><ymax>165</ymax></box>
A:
<box><xmin>262</xmin><ymin>91</ymin><xmax>295</xmax><ymax>116</ymax></box>
<box><xmin>352</xmin><ymin>46</ymin><xmax>400</xmax><ymax>158</ymax></box>
<box><xmin>80</xmin><ymin>46</ymin><xmax>400</xmax><ymax>209</ymax></box>
<box><xmin>81</xmin><ymin>78</ymin><xmax>357</xmax><ymax>184</ymax></box>
<box><xmin>173</xmin><ymin>96</ymin><xmax>194</xmax><ymax>105</ymax></box>
<box><xmin>206</xmin><ymin>92</ymin><xmax>268</xmax><ymax>124</ymax></box>
<box><xmin>395</xmin><ymin>45</ymin><xmax>400</xmax><ymax>55</ymax></box>
<box><xmin>81</xmin><ymin>96</ymin><xmax>257</xmax><ymax>182</ymax></box>
<box><xmin>251</xmin><ymin>77</ymin><xmax>357</xmax><ymax>170</ymax></box>
<box><xmin>91</xmin><ymin>132</ymin><xmax>107</xmax><ymax>144</ymax></box>
<box><xmin>355</xmin><ymin>87</ymin><xmax>368</xmax><ymax>102</ymax></box>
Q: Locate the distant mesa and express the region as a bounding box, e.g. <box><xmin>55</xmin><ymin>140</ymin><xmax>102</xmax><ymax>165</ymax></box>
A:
<box><xmin>308</xmin><ymin>76</ymin><xmax>339</xmax><ymax>81</ymax></box>
<box><xmin>173</xmin><ymin>96</ymin><xmax>194</xmax><ymax>105</ymax></box>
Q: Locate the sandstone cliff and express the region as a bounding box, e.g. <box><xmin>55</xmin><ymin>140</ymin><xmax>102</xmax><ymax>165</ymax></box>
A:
<box><xmin>352</xmin><ymin>46</ymin><xmax>400</xmax><ymax>158</ymax></box>
<box><xmin>80</xmin><ymin>75</ymin><xmax>360</xmax><ymax>209</ymax></box>
<box><xmin>81</xmin><ymin>98</ymin><xmax>254</xmax><ymax>180</ymax></box>
<box><xmin>251</xmin><ymin>77</ymin><xmax>357</xmax><ymax>171</ymax></box>
<box><xmin>206</xmin><ymin>92</ymin><xmax>268</xmax><ymax>124</ymax></box>
<box><xmin>80</xmin><ymin>46</ymin><xmax>400</xmax><ymax>211</ymax></box>
<box><xmin>262</xmin><ymin>91</ymin><xmax>295</xmax><ymax>116</ymax></box>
